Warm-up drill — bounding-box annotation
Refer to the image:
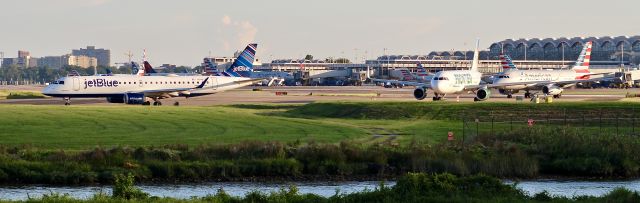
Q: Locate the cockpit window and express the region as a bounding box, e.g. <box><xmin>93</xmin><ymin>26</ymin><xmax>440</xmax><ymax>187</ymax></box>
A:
<box><xmin>51</xmin><ymin>80</ymin><xmax>64</xmax><ymax>84</ymax></box>
<box><xmin>58</xmin><ymin>81</ymin><xmax>64</xmax><ymax>84</ymax></box>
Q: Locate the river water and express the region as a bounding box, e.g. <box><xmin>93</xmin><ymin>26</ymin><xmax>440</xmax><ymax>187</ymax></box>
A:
<box><xmin>1</xmin><ymin>180</ymin><xmax>639</xmax><ymax>200</ymax></box>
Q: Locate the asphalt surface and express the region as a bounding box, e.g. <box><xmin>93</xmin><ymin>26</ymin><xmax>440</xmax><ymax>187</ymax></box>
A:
<box><xmin>0</xmin><ymin>85</ymin><xmax>639</xmax><ymax>106</ymax></box>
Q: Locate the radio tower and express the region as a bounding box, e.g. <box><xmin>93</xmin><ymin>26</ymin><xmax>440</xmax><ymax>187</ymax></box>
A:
<box><xmin>124</xmin><ymin>51</ymin><xmax>134</xmax><ymax>63</ymax></box>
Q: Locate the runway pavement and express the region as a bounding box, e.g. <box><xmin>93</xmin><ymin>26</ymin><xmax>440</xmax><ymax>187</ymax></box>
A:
<box><xmin>0</xmin><ymin>85</ymin><xmax>638</xmax><ymax>106</ymax></box>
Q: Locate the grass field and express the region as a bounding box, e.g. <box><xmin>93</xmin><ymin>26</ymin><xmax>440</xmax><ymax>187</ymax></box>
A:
<box><xmin>0</xmin><ymin>90</ymin><xmax>45</xmax><ymax>99</ymax></box>
<box><xmin>1</xmin><ymin>101</ymin><xmax>639</xmax><ymax>149</ymax></box>
<box><xmin>0</xmin><ymin>105</ymin><xmax>371</xmax><ymax>149</ymax></box>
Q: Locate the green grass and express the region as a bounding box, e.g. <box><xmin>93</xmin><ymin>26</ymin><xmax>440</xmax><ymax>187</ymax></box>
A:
<box><xmin>0</xmin><ymin>90</ymin><xmax>45</xmax><ymax>99</ymax></box>
<box><xmin>0</xmin><ymin>105</ymin><xmax>368</xmax><ymax>149</ymax></box>
<box><xmin>1</xmin><ymin>101</ymin><xmax>639</xmax><ymax>149</ymax></box>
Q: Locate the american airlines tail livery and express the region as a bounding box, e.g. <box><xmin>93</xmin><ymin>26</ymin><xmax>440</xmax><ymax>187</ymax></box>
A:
<box><xmin>42</xmin><ymin>44</ymin><xmax>261</xmax><ymax>105</ymax></box>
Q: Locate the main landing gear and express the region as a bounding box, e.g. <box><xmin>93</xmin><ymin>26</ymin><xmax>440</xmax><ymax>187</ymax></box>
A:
<box><xmin>151</xmin><ymin>97</ymin><xmax>163</xmax><ymax>106</ymax></box>
<box><xmin>432</xmin><ymin>93</ymin><xmax>445</xmax><ymax>101</ymax></box>
<box><xmin>63</xmin><ymin>97</ymin><xmax>71</xmax><ymax>106</ymax></box>
<box><xmin>524</xmin><ymin>91</ymin><xmax>531</xmax><ymax>98</ymax></box>
<box><xmin>507</xmin><ymin>94</ymin><xmax>513</xmax><ymax>98</ymax></box>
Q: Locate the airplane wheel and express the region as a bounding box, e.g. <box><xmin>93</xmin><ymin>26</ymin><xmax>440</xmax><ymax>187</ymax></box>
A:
<box><xmin>474</xmin><ymin>97</ymin><xmax>479</xmax><ymax>102</ymax></box>
<box><xmin>157</xmin><ymin>101</ymin><xmax>162</xmax><ymax>106</ymax></box>
<box><xmin>64</xmin><ymin>103</ymin><xmax>70</xmax><ymax>106</ymax></box>
<box><xmin>143</xmin><ymin>101</ymin><xmax>151</xmax><ymax>106</ymax></box>
<box><xmin>153</xmin><ymin>101</ymin><xmax>158</xmax><ymax>106</ymax></box>
<box><xmin>432</xmin><ymin>97</ymin><xmax>438</xmax><ymax>101</ymax></box>
<box><xmin>507</xmin><ymin>94</ymin><xmax>513</xmax><ymax>98</ymax></box>
<box><xmin>524</xmin><ymin>93</ymin><xmax>530</xmax><ymax>98</ymax></box>
<box><xmin>174</xmin><ymin>102</ymin><xmax>180</xmax><ymax>106</ymax></box>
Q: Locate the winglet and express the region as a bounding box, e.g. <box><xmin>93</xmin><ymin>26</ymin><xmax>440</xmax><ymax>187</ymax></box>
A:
<box><xmin>196</xmin><ymin>77</ymin><xmax>209</xmax><ymax>88</ymax></box>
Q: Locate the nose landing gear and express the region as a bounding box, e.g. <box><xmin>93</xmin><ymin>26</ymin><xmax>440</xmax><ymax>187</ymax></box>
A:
<box><xmin>63</xmin><ymin>97</ymin><xmax>71</xmax><ymax>106</ymax></box>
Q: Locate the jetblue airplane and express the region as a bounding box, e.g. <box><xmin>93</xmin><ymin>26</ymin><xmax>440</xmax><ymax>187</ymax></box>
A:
<box><xmin>202</xmin><ymin>45</ymin><xmax>292</xmax><ymax>86</ymax></box>
<box><xmin>42</xmin><ymin>44</ymin><xmax>261</xmax><ymax>105</ymax></box>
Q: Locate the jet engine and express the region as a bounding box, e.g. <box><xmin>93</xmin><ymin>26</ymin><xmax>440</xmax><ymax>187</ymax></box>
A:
<box><xmin>124</xmin><ymin>93</ymin><xmax>145</xmax><ymax>104</ymax></box>
<box><xmin>475</xmin><ymin>88</ymin><xmax>491</xmax><ymax>101</ymax></box>
<box><xmin>413</xmin><ymin>87</ymin><xmax>427</xmax><ymax>100</ymax></box>
<box><xmin>542</xmin><ymin>85</ymin><xmax>563</xmax><ymax>95</ymax></box>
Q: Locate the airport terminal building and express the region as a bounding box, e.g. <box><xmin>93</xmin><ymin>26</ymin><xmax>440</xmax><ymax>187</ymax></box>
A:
<box><xmin>256</xmin><ymin>36</ymin><xmax>639</xmax><ymax>80</ymax></box>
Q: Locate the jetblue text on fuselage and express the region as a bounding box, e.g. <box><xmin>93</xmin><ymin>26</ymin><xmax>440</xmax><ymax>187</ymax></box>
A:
<box><xmin>84</xmin><ymin>79</ymin><xmax>119</xmax><ymax>89</ymax></box>
<box><xmin>232</xmin><ymin>66</ymin><xmax>251</xmax><ymax>72</ymax></box>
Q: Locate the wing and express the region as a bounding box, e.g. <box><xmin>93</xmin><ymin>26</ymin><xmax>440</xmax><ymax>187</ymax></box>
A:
<box><xmin>372</xmin><ymin>79</ymin><xmax>431</xmax><ymax>88</ymax></box>
<box><xmin>134</xmin><ymin>77</ymin><xmax>262</xmax><ymax>97</ymax></box>
<box><xmin>464</xmin><ymin>75</ymin><xmax>614</xmax><ymax>90</ymax></box>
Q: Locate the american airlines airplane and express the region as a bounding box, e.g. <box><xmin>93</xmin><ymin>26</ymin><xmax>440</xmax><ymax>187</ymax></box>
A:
<box><xmin>42</xmin><ymin>44</ymin><xmax>261</xmax><ymax>105</ymax></box>
<box><xmin>493</xmin><ymin>41</ymin><xmax>609</xmax><ymax>98</ymax></box>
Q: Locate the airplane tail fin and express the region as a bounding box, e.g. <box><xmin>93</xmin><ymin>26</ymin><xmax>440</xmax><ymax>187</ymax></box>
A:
<box><xmin>131</xmin><ymin>62</ymin><xmax>145</xmax><ymax>76</ymax></box>
<box><xmin>399</xmin><ymin>69</ymin><xmax>413</xmax><ymax>80</ymax></box>
<box><xmin>573</xmin><ymin>41</ymin><xmax>592</xmax><ymax>71</ymax></box>
<box><xmin>470</xmin><ymin>39</ymin><xmax>480</xmax><ymax>72</ymax></box>
<box><xmin>225</xmin><ymin>43</ymin><xmax>257</xmax><ymax>77</ymax></box>
<box><xmin>415</xmin><ymin>63</ymin><xmax>429</xmax><ymax>78</ymax></box>
<box><xmin>203</xmin><ymin>58</ymin><xmax>221</xmax><ymax>76</ymax></box>
<box><xmin>499</xmin><ymin>53</ymin><xmax>517</xmax><ymax>71</ymax></box>
<box><xmin>143</xmin><ymin>61</ymin><xmax>157</xmax><ymax>74</ymax></box>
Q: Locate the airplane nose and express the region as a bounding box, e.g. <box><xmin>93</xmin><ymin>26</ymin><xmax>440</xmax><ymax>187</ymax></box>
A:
<box><xmin>42</xmin><ymin>86</ymin><xmax>54</xmax><ymax>96</ymax></box>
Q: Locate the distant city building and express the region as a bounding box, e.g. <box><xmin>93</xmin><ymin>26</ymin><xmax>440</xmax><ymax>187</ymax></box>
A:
<box><xmin>72</xmin><ymin>46</ymin><xmax>111</xmax><ymax>67</ymax></box>
<box><xmin>65</xmin><ymin>55</ymin><xmax>97</xmax><ymax>68</ymax></box>
<box><xmin>39</xmin><ymin>56</ymin><xmax>65</xmax><ymax>69</ymax></box>
<box><xmin>28</xmin><ymin>57</ymin><xmax>38</xmax><ymax>68</ymax></box>
<box><xmin>2</xmin><ymin>58</ymin><xmax>17</xmax><ymax>67</ymax></box>
<box><xmin>18</xmin><ymin>50</ymin><xmax>30</xmax><ymax>58</ymax></box>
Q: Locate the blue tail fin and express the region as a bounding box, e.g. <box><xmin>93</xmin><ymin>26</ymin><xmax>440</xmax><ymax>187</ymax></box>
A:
<box><xmin>131</xmin><ymin>62</ymin><xmax>140</xmax><ymax>74</ymax></box>
<box><xmin>225</xmin><ymin>43</ymin><xmax>257</xmax><ymax>77</ymax></box>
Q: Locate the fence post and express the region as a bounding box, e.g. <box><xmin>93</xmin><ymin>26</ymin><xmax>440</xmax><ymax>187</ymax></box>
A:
<box><xmin>510</xmin><ymin>114</ymin><xmax>513</xmax><ymax>131</ymax></box>
<box><xmin>616</xmin><ymin>114</ymin><xmax>619</xmax><ymax>136</ymax></box>
<box><xmin>491</xmin><ymin>112</ymin><xmax>494</xmax><ymax>137</ymax></box>
<box><xmin>599</xmin><ymin>109</ymin><xmax>602</xmax><ymax>136</ymax></box>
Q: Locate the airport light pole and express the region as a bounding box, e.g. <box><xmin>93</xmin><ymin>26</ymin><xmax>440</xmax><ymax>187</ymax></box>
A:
<box><xmin>561</xmin><ymin>41</ymin><xmax>565</xmax><ymax>67</ymax></box>
<box><xmin>524</xmin><ymin>43</ymin><xmax>527</xmax><ymax>61</ymax></box>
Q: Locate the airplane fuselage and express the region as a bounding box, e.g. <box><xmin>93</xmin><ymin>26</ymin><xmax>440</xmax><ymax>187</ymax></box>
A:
<box><xmin>430</xmin><ymin>70</ymin><xmax>482</xmax><ymax>94</ymax></box>
<box><xmin>42</xmin><ymin>75</ymin><xmax>252</xmax><ymax>98</ymax></box>
<box><xmin>493</xmin><ymin>69</ymin><xmax>591</xmax><ymax>91</ymax></box>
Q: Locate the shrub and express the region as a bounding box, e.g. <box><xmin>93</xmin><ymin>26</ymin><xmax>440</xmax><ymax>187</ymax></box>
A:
<box><xmin>112</xmin><ymin>173</ymin><xmax>148</xmax><ymax>200</ymax></box>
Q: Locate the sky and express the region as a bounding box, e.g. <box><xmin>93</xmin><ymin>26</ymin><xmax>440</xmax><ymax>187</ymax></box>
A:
<box><xmin>1</xmin><ymin>0</ymin><xmax>639</xmax><ymax>67</ymax></box>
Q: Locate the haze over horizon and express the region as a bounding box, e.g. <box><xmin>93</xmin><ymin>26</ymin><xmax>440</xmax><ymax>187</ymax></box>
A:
<box><xmin>1</xmin><ymin>0</ymin><xmax>638</xmax><ymax>67</ymax></box>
